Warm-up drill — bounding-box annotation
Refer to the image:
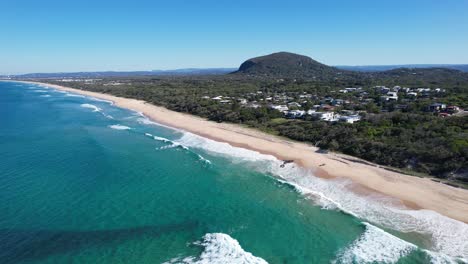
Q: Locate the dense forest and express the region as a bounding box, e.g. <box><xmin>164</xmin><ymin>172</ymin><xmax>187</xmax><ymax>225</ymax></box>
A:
<box><xmin>32</xmin><ymin>52</ymin><xmax>468</xmax><ymax>185</ymax></box>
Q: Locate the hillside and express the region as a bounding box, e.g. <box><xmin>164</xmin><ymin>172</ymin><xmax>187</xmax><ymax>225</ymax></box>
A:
<box><xmin>233</xmin><ymin>52</ymin><xmax>343</xmax><ymax>79</ymax></box>
<box><xmin>337</xmin><ymin>64</ymin><xmax>468</xmax><ymax>72</ymax></box>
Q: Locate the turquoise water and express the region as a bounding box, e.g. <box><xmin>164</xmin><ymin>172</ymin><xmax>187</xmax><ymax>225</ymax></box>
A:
<box><xmin>0</xmin><ymin>81</ymin><xmax>466</xmax><ymax>264</ymax></box>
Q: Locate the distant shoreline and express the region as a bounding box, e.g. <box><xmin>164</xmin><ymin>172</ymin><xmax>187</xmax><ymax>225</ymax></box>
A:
<box><xmin>7</xmin><ymin>80</ymin><xmax>468</xmax><ymax>223</ymax></box>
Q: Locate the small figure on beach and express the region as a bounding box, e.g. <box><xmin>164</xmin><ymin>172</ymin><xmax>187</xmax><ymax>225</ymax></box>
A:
<box><xmin>280</xmin><ymin>160</ymin><xmax>294</xmax><ymax>168</ymax></box>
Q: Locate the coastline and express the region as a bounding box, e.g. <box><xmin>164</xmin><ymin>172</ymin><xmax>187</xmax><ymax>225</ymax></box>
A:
<box><xmin>10</xmin><ymin>80</ymin><xmax>468</xmax><ymax>223</ymax></box>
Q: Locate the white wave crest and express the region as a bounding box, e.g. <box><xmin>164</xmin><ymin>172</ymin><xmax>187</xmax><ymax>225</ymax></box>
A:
<box><xmin>163</xmin><ymin>233</ymin><xmax>267</xmax><ymax>264</ymax></box>
<box><xmin>273</xmin><ymin>164</ymin><xmax>468</xmax><ymax>261</ymax></box>
<box><xmin>31</xmin><ymin>90</ymin><xmax>48</xmax><ymax>93</ymax></box>
<box><xmin>335</xmin><ymin>223</ymin><xmax>417</xmax><ymax>264</ymax></box>
<box><xmin>171</xmin><ymin>132</ymin><xmax>468</xmax><ymax>261</ymax></box>
<box><xmin>65</xmin><ymin>93</ymin><xmax>85</xmax><ymax>98</ymax></box>
<box><xmin>109</xmin><ymin>124</ymin><xmax>131</xmax><ymax>130</ymax></box>
<box><xmin>90</xmin><ymin>97</ymin><xmax>114</xmax><ymax>105</ymax></box>
<box><xmin>153</xmin><ymin>135</ymin><xmax>172</xmax><ymax>143</ymax></box>
<box><xmin>175</xmin><ymin>133</ymin><xmax>276</xmax><ymax>162</ymax></box>
<box><xmin>136</xmin><ymin>114</ymin><xmax>179</xmax><ymax>131</ymax></box>
<box><xmin>158</xmin><ymin>142</ymin><xmax>188</xmax><ymax>150</ymax></box>
<box><xmin>197</xmin><ymin>154</ymin><xmax>212</xmax><ymax>165</ymax></box>
<box><xmin>40</xmin><ymin>94</ymin><xmax>51</xmax><ymax>97</ymax></box>
<box><xmin>80</xmin><ymin>103</ymin><xmax>102</xmax><ymax>112</ymax></box>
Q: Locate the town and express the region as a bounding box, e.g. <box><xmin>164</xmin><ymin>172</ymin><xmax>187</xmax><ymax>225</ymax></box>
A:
<box><xmin>200</xmin><ymin>84</ymin><xmax>465</xmax><ymax>123</ymax></box>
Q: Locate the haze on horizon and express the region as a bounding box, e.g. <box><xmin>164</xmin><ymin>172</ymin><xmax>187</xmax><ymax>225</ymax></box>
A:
<box><xmin>2</xmin><ymin>0</ymin><xmax>468</xmax><ymax>75</ymax></box>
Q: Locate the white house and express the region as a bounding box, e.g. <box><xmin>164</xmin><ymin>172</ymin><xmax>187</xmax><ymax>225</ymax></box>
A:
<box><xmin>270</xmin><ymin>105</ymin><xmax>289</xmax><ymax>112</ymax></box>
<box><xmin>286</xmin><ymin>110</ymin><xmax>305</xmax><ymax>119</ymax></box>
<box><xmin>339</xmin><ymin>115</ymin><xmax>361</xmax><ymax>124</ymax></box>
<box><xmin>387</xmin><ymin>92</ymin><xmax>398</xmax><ymax>100</ymax></box>
<box><xmin>310</xmin><ymin>112</ymin><xmax>337</xmax><ymax>121</ymax></box>
<box><xmin>288</xmin><ymin>102</ymin><xmax>302</xmax><ymax>108</ymax></box>
<box><xmin>237</xmin><ymin>98</ymin><xmax>247</xmax><ymax>104</ymax></box>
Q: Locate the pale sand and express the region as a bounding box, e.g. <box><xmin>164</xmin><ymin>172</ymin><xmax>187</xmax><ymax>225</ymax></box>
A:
<box><xmin>16</xmin><ymin>81</ymin><xmax>468</xmax><ymax>223</ymax></box>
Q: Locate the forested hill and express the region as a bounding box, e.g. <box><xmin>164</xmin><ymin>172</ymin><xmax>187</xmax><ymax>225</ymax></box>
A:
<box><xmin>233</xmin><ymin>52</ymin><xmax>468</xmax><ymax>85</ymax></box>
<box><xmin>337</xmin><ymin>64</ymin><xmax>468</xmax><ymax>72</ymax></box>
<box><xmin>232</xmin><ymin>52</ymin><xmax>345</xmax><ymax>79</ymax></box>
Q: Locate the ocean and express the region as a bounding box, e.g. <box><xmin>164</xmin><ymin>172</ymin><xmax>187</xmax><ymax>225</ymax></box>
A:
<box><xmin>0</xmin><ymin>81</ymin><xmax>466</xmax><ymax>264</ymax></box>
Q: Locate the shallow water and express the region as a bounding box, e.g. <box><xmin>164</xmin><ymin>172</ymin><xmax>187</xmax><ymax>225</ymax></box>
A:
<box><xmin>0</xmin><ymin>81</ymin><xmax>466</xmax><ymax>263</ymax></box>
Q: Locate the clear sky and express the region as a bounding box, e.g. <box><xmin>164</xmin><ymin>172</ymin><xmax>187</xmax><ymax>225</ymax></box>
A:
<box><xmin>1</xmin><ymin>0</ymin><xmax>468</xmax><ymax>74</ymax></box>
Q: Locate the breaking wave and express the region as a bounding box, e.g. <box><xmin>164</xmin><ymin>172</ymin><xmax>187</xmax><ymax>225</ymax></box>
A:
<box><xmin>90</xmin><ymin>97</ymin><xmax>114</xmax><ymax>105</ymax></box>
<box><xmin>65</xmin><ymin>93</ymin><xmax>85</xmax><ymax>98</ymax></box>
<box><xmin>144</xmin><ymin>132</ymin><xmax>210</xmax><ymax>164</ymax></box>
<box><xmin>335</xmin><ymin>223</ymin><xmax>417</xmax><ymax>263</ymax></box>
<box><xmin>169</xmin><ymin>132</ymin><xmax>468</xmax><ymax>262</ymax></box>
<box><xmin>81</xmin><ymin>103</ymin><xmax>102</xmax><ymax>112</ymax></box>
<box><xmin>109</xmin><ymin>124</ymin><xmax>132</xmax><ymax>130</ymax></box>
<box><xmin>163</xmin><ymin>233</ymin><xmax>267</xmax><ymax>264</ymax></box>
<box><xmin>79</xmin><ymin>103</ymin><xmax>113</xmax><ymax>119</ymax></box>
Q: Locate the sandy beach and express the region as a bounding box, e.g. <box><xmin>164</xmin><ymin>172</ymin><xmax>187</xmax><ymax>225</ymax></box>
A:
<box><xmin>15</xmin><ymin>80</ymin><xmax>468</xmax><ymax>223</ymax></box>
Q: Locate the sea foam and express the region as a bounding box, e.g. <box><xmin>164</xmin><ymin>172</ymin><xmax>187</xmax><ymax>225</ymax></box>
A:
<box><xmin>168</xmin><ymin>132</ymin><xmax>468</xmax><ymax>262</ymax></box>
<box><xmin>81</xmin><ymin>103</ymin><xmax>102</xmax><ymax>112</ymax></box>
<box><xmin>90</xmin><ymin>97</ymin><xmax>114</xmax><ymax>105</ymax></box>
<box><xmin>163</xmin><ymin>233</ymin><xmax>268</xmax><ymax>264</ymax></box>
<box><xmin>109</xmin><ymin>124</ymin><xmax>131</xmax><ymax>130</ymax></box>
<box><xmin>335</xmin><ymin>223</ymin><xmax>417</xmax><ymax>263</ymax></box>
<box><xmin>65</xmin><ymin>93</ymin><xmax>85</xmax><ymax>98</ymax></box>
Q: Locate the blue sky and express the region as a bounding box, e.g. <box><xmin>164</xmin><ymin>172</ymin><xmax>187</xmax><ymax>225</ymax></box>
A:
<box><xmin>1</xmin><ymin>0</ymin><xmax>468</xmax><ymax>74</ymax></box>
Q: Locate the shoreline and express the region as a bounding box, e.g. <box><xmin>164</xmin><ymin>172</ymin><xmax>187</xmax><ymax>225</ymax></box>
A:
<box><xmin>9</xmin><ymin>80</ymin><xmax>468</xmax><ymax>223</ymax></box>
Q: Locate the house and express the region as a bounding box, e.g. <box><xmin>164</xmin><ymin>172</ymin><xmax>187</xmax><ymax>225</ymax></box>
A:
<box><xmin>286</xmin><ymin>110</ymin><xmax>305</xmax><ymax>119</ymax></box>
<box><xmin>237</xmin><ymin>98</ymin><xmax>247</xmax><ymax>104</ymax></box>
<box><xmin>427</xmin><ymin>103</ymin><xmax>447</xmax><ymax>112</ymax></box>
<box><xmin>446</xmin><ymin>105</ymin><xmax>460</xmax><ymax>114</ymax></box>
<box><xmin>310</xmin><ymin>112</ymin><xmax>337</xmax><ymax>121</ymax></box>
<box><xmin>247</xmin><ymin>103</ymin><xmax>261</xmax><ymax>109</ymax></box>
<box><xmin>270</xmin><ymin>105</ymin><xmax>289</xmax><ymax>112</ymax></box>
<box><xmin>321</xmin><ymin>105</ymin><xmax>336</xmax><ymax>112</ymax></box>
<box><xmin>402</xmin><ymin>87</ymin><xmax>411</xmax><ymax>93</ymax></box>
<box><xmin>345</xmin><ymin>87</ymin><xmax>361</xmax><ymax>92</ymax></box>
<box><xmin>339</xmin><ymin>115</ymin><xmax>361</xmax><ymax>124</ymax></box>
<box><xmin>376</xmin><ymin>86</ymin><xmax>390</xmax><ymax>94</ymax></box>
<box><xmin>287</xmin><ymin>102</ymin><xmax>302</xmax><ymax>108</ymax></box>
<box><xmin>331</xmin><ymin>99</ymin><xmax>345</xmax><ymax>106</ymax></box>
<box><xmin>387</xmin><ymin>92</ymin><xmax>398</xmax><ymax>100</ymax></box>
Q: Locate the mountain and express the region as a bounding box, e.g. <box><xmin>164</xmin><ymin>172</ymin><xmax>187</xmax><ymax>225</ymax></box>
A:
<box><xmin>233</xmin><ymin>52</ymin><xmax>342</xmax><ymax>78</ymax></box>
<box><xmin>336</xmin><ymin>64</ymin><xmax>468</xmax><ymax>72</ymax></box>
